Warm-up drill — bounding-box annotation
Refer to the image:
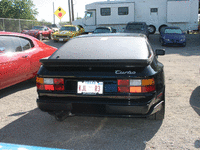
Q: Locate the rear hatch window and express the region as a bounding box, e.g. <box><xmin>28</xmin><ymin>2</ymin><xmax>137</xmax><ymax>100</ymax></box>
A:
<box><xmin>50</xmin><ymin>36</ymin><xmax>151</xmax><ymax>60</ymax></box>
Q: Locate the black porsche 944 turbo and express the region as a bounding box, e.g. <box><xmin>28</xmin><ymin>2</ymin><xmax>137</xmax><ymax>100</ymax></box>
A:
<box><xmin>36</xmin><ymin>33</ymin><xmax>165</xmax><ymax>121</ymax></box>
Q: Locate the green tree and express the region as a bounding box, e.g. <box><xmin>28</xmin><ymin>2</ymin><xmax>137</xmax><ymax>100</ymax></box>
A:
<box><xmin>0</xmin><ymin>0</ymin><xmax>15</xmax><ymax>18</ymax></box>
<box><xmin>59</xmin><ymin>21</ymin><xmax>70</xmax><ymax>26</ymax></box>
<box><xmin>76</xmin><ymin>17</ymin><xmax>82</xmax><ymax>20</ymax></box>
<box><xmin>0</xmin><ymin>0</ymin><xmax>38</xmax><ymax>20</ymax></box>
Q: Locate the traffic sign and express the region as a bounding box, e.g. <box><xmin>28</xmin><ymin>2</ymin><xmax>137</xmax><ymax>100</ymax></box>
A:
<box><xmin>54</xmin><ymin>7</ymin><xmax>66</xmax><ymax>20</ymax></box>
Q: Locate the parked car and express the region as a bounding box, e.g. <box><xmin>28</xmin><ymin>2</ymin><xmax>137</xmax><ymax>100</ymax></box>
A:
<box><xmin>92</xmin><ymin>27</ymin><xmax>116</xmax><ymax>33</ymax></box>
<box><xmin>52</xmin><ymin>25</ymin><xmax>85</xmax><ymax>42</ymax></box>
<box><xmin>0</xmin><ymin>32</ymin><xmax>57</xmax><ymax>90</ymax></box>
<box><xmin>51</xmin><ymin>24</ymin><xmax>59</xmax><ymax>32</ymax></box>
<box><xmin>21</xmin><ymin>26</ymin><xmax>53</xmax><ymax>41</ymax></box>
<box><xmin>124</xmin><ymin>22</ymin><xmax>149</xmax><ymax>38</ymax></box>
<box><xmin>36</xmin><ymin>33</ymin><xmax>165</xmax><ymax>121</ymax></box>
<box><xmin>159</xmin><ymin>26</ymin><xmax>186</xmax><ymax>46</ymax></box>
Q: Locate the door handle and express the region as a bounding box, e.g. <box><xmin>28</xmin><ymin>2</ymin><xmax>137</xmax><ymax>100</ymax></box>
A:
<box><xmin>22</xmin><ymin>55</ymin><xmax>28</xmax><ymax>58</ymax></box>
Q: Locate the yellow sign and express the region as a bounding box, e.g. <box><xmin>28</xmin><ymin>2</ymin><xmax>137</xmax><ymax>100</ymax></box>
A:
<box><xmin>54</xmin><ymin>7</ymin><xmax>66</xmax><ymax>20</ymax></box>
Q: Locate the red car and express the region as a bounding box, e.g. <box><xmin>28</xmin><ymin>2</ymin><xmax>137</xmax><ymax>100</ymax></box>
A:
<box><xmin>0</xmin><ymin>32</ymin><xmax>57</xmax><ymax>90</ymax></box>
<box><xmin>21</xmin><ymin>26</ymin><xmax>53</xmax><ymax>41</ymax></box>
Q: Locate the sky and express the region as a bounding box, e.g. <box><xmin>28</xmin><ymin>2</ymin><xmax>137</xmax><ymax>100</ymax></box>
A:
<box><xmin>33</xmin><ymin>0</ymin><xmax>105</xmax><ymax>24</ymax></box>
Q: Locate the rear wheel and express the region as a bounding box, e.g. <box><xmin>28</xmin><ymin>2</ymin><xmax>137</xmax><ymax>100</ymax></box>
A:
<box><xmin>148</xmin><ymin>25</ymin><xmax>156</xmax><ymax>34</ymax></box>
<box><xmin>49</xmin><ymin>33</ymin><xmax>52</xmax><ymax>39</ymax></box>
<box><xmin>161</xmin><ymin>40</ymin><xmax>164</xmax><ymax>46</ymax></box>
<box><xmin>159</xmin><ymin>25</ymin><xmax>168</xmax><ymax>33</ymax></box>
<box><xmin>38</xmin><ymin>34</ymin><xmax>43</xmax><ymax>41</ymax></box>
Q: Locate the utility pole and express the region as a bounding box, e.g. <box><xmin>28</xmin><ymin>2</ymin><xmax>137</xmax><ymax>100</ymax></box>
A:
<box><xmin>68</xmin><ymin>0</ymin><xmax>72</xmax><ymax>24</ymax></box>
<box><xmin>71</xmin><ymin>0</ymin><xmax>74</xmax><ymax>21</ymax></box>
<box><xmin>53</xmin><ymin>2</ymin><xmax>55</xmax><ymax>24</ymax></box>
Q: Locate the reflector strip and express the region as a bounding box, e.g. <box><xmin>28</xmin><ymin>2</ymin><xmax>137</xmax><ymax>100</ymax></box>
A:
<box><xmin>117</xmin><ymin>78</ymin><xmax>155</xmax><ymax>93</ymax></box>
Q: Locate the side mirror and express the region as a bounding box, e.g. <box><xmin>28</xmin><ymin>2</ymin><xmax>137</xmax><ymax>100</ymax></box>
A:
<box><xmin>155</xmin><ymin>49</ymin><xmax>165</xmax><ymax>56</ymax></box>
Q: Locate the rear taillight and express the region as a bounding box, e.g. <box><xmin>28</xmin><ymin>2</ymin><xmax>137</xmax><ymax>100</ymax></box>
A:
<box><xmin>36</xmin><ymin>77</ymin><xmax>64</xmax><ymax>91</ymax></box>
<box><xmin>117</xmin><ymin>78</ymin><xmax>155</xmax><ymax>93</ymax></box>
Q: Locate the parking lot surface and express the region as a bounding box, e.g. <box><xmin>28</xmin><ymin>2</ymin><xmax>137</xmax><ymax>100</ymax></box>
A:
<box><xmin>0</xmin><ymin>34</ymin><xmax>200</xmax><ymax>150</ymax></box>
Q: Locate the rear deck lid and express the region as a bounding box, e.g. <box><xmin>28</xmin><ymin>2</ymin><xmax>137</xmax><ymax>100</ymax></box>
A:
<box><xmin>40</xmin><ymin>34</ymin><xmax>153</xmax><ymax>67</ymax></box>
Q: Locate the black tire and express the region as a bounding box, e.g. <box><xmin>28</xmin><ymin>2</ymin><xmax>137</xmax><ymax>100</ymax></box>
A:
<box><xmin>49</xmin><ymin>33</ymin><xmax>52</xmax><ymax>39</ymax></box>
<box><xmin>55</xmin><ymin>115</ymin><xmax>67</xmax><ymax>122</ymax></box>
<box><xmin>159</xmin><ymin>25</ymin><xmax>168</xmax><ymax>33</ymax></box>
<box><xmin>148</xmin><ymin>25</ymin><xmax>156</xmax><ymax>34</ymax></box>
<box><xmin>182</xmin><ymin>42</ymin><xmax>186</xmax><ymax>47</ymax></box>
<box><xmin>54</xmin><ymin>111</ymin><xmax>69</xmax><ymax>122</ymax></box>
<box><xmin>38</xmin><ymin>34</ymin><xmax>43</xmax><ymax>41</ymax></box>
<box><xmin>160</xmin><ymin>39</ymin><xmax>164</xmax><ymax>46</ymax></box>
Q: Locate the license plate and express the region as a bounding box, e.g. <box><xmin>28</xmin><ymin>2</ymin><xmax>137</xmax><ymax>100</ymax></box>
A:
<box><xmin>59</xmin><ymin>38</ymin><xmax>63</xmax><ymax>41</ymax></box>
<box><xmin>77</xmin><ymin>81</ymin><xmax>103</xmax><ymax>94</ymax></box>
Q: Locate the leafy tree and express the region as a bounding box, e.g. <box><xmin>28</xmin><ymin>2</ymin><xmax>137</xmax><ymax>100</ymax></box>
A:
<box><xmin>0</xmin><ymin>0</ymin><xmax>38</xmax><ymax>20</ymax></box>
<box><xmin>0</xmin><ymin>0</ymin><xmax>15</xmax><ymax>18</ymax></box>
<box><xmin>76</xmin><ymin>17</ymin><xmax>82</xmax><ymax>20</ymax></box>
<box><xmin>59</xmin><ymin>21</ymin><xmax>70</xmax><ymax>26</ymax></box>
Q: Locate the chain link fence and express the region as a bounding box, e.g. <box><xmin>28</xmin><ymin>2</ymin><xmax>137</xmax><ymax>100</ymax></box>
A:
<box><xmin>0</xmin><ymin>18</ymin><xmax>52</xmax><ymax>33</ymax></box>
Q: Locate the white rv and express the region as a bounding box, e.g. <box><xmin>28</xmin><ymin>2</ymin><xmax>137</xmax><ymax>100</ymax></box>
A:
<box><xmin>72</xmin><ymin>0</ymin><xmax>199</xmax><ymax>34</ymax></box>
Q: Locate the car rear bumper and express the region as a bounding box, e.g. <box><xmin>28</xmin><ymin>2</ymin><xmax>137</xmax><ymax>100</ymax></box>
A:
<box><xmin>163</xmin><ymin>40</ymin><xmax>186</xmax><ymax>45</ymax></box>
<box><xmin>37</xmin><ymin>91</ymin><xmax>164</xmax><ymax>117</ymax></box>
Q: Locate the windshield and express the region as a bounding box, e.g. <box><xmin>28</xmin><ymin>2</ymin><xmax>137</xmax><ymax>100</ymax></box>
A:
<box><xmin>164</xmin><ymin>29</ymin><xmax>182</xmax><ymax>34</ymax></box>
<box><xmin>126</xmin><ymin>24</ymin><xmax>144</xmax><ymax>30</ymax></box>
<box><xmin>52</xmin><ymin>24</ymin><xmax>57</xmax><ymax>28</ymax></box>
<box><xmin>60</xmin><ymin>26</ymin><xmax>76</xmax><ymax>31</ymax></box>
<box><xmin>50</xmin><ymin>36</ymin><xmax>150</xmax><ymax>60</ymax></box>
<box><xmin>93</xmin><ymin>28</ymin><xmax>111</xmax><ymax>33</ymax></box>
<box><xmin>32</xmin><ymin>26</ymin><xmax>44</xmax><ymax>31</ymax></box>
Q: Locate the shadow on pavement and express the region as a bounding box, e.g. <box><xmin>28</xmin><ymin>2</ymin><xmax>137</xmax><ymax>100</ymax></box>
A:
<box><xmin>190</xmin><ymin>86</ymin><xmax>200</xmax><ymax>116</ymax></box>
<box><xmin>0</xmin><ymin>108</ymin><xmax>163</xmax><ymax>149</ymax></box>
<box><xmin>0</xmin><ymin>79</ymin><xmax>36</xmax><ymax>99</ymax></box>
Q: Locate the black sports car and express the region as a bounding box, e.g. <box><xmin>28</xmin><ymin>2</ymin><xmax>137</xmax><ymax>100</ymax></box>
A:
<box><xmin>36</xmin><ymin>33</ymin><xmax>165</xmax><ymax>121</ymax></box>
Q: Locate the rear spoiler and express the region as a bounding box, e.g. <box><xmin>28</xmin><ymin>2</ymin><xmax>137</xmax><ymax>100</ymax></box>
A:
<box><xmin>40</xmin><ymin>58</ymin><xmax>153</xmax><ymax>68</ymax></box>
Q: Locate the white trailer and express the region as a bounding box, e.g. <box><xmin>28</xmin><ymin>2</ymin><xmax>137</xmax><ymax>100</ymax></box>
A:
<box><xmin>72</xmin><ymin>0</ymin><xmax>199</xmax><ymax>34</ymax></box>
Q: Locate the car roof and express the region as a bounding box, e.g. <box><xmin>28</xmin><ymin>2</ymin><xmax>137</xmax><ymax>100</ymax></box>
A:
<box><xmin>95</xmin><ymin>26</ymin><xmax>112</xmax><ymax>29</ymax></box>
<box><xmin>127</xmin><ymin>22</ymin><xmax>147</xmax><ymax>25</ymax></box>
<box><xmin>62</xmin><ymin>25</ymin><xmax>76</xmax><ymax>27</ymax></box>
<box><xmin>78</xmin><ymin>33</ymin><xmax>147</xmax><ymax>38</ymax></box>
<box><xmin>163</xmin><ymin>26</ymin><xmax>181</xmax><ymax>29</ymax></box>
<box><xmin>0</xmin><ymin>31</ymin><xmax>36</xmax><ymax>38</ymax></box>
<box><xmin>0</xmin><ymin>31</ymin><xmax>40</xmax><ymax>46</ymax></box>
<box><xmin>50</xmin><ymin>33</ymin><xmax>151</xmax><ymax>60</ymax></box>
